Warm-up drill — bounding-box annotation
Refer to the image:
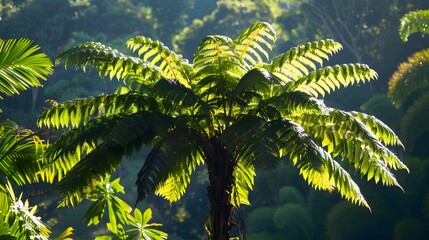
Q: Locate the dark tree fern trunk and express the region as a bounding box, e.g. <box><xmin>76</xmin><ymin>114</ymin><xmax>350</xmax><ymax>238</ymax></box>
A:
<box><xmin>205</xmin><ymin>138</ymin><xmax>235</xmax><ymax>240</ymax></box>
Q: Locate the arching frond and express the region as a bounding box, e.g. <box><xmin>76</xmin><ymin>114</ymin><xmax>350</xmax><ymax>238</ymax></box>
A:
<box><xmin>399</xmin><ymin>10</ymin><xmax>429</xmax><ymax>42</ymax></box>
<box><xmin>295</xmin><ymin>110</ymin><xmax>408</xmax><ymax>187</ymax></box>
<box><xmin>37</xmin><ymin>93</ymin><xmax>155</xmax><ymax>129</ymax></box>
<box><xmin>259</xmin><ymin>91</ymin><xmax>327</xmax><ymax>120</ymax></box>
<box><xmin>151</xmin><ymin>78</ymin><xmax>210</xmax><ymax>116</ymax></box>
<box><xmin>294</xmin><ymin>64</ymin><xmax>378</xmax><ymax>97</ymax></box>
<box><xmin>53</xmin><ymin>111</ymin><xmax>171</xmax><ymax>200</ymax></box>
<box><xmin>0</xmin><ymin>38</ymin><xmax>52</xmax><ymax>98</ymax></box>
<box><xmin>127</xmin><ymin>36</ymin><xmax>192</xmax><ymax>87</ymax></box>
<box><xmin>193</xmin><ymin>35</ymin><xmax>247</xmax><ymax>81</ymax></box>
<box><xmin>268</xmin><ymin>39</ymin><xmax>342</xmax><ymax>83</ymax></box>
<box><xmin>136</xmin><ymin>127</ymin><xmax>208</xmax><ymax>203</ymax></box>
<box><xmin>351</xmin><ymin>111</ymin><xmax>403</xmax><ymax>147</ymax></box>
<box><xmin>388</xmin><ymin>48</ymin><xmax>429</xmax><ymax>107</ymax></box>
<box><xmin>56</xmin><ymin>42</ymin><xmax>160</xmax><ymax>83</ymax></box>
<box><xmin>266</xmin><ymin>118</ymin><xmax>369</xmax><ymax>207</ymax></box>
<box><xmin>0</xmin><ymin>120</ymin><xmax>46</xmax><ymax>186</ymax></box>
<box><xmin>234</xmin><ymin>22</ymin><xmax>276</xmax><ymax>66</ymax></box>
<box><xmin>232</xmin><ymin>68</ymin><xmax>289</xmax><ymax>102</ymax></box>
<box><xmin>231</xmin><ymin>161</ymin><xmax>255</xmax><ymax>206</ymax></box>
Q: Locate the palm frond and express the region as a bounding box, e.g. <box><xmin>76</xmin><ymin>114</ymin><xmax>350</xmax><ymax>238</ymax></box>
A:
<box><xmin>127</xmin><ymin>36</ymin><xmax>192</xmax><ymax>87</ymax></box>
<box><xmin>293</xmin><ymin>64</ymin><xmax>378</xmax><ymax>97</ymax></box>
<box><xmin>136</xmin><ymin>127</ymin><xmax>208</xmax><ymax>203</ymax></box>
<box><xmin>234</xmin><ymin>22</ymin><xmax>276</xmax><ymax>66</ymax></box>
<box><xmin>388</xmin><ymin>48</ymin><xmax>429</xmax><ymax>108</ymax></box>
<box><xmin>53</xmin><ymin>111</ymin><xmax>171</xmax><ymax>200</ymax></box>
<box><xmin>268</xmin><ymin>39</ymin><xmax>342</xmax><ymax>83</ymax></box>
<box><xmin>399</xmin><ymin>10</ymin><xmax>429</xmax><ymax>42</ymax></box>
<box><xmin>56</xmin><ymin>42</ymin><xmax>160</xmax><ymax>83</ymax></box>
<box><xmin>265</xmin><ymin>118</ymin><xmax>369</xmax><ymax>207</ymax></box>
<box><xmin>0</xmin><ymin>120</ymin><xmax>46</xmax><ymax>186</ymax></box>
<box><xmin>0</xmin><ymin>38</ymin><xmax>52</xmax><ymax>98</ymax></box>
<box><xmin>193</xmin><ymin>35</ymin><xmax>247</xmax><ymax>82</ymax></box>
<box><xmin>37</xmin><ymin>93</ymin><xmax>155</xmax><ymax>129</ymax></box>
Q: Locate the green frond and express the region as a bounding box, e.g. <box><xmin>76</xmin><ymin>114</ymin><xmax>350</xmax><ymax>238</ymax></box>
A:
<box><xmin>232</xmin><ymin>68</ymin><xmax>289</xmax><ymax>101</ymax></box>
<box><xmin>294</xmin><ymin>64</ymin><xmax>378</xmax><ymax>97</ymax></box>
<box><xmin>136</xmin><ymin>128</ymin><xmax>208</xmax><ymax>203</ymax></box>
<box><xmin>151</xmin><ymin>78</ymin><xmax>210</xmax><ymax>116</ymax></box>
<box><xmin>399</xmin><ymin>10</ymin><xmax>429</xmax><ymax>42</ymax></box>
<box><xmin>266</xmin><ymin>118</ymin><xmax>369</xmax><ymax>208</ymax></box>
<box><xmin>219</xmin><ymin>115</ymin><xmax>281</xmax><ymax>170</ymax></box>
<box><xmin>127</xmin><ymin>36</ymin><xmax>192</xmax><ymax>87</ymax></box>
<box><xmin>56</xmin><ymin>42</ymin><xmax>160</xmax><ymax>83</ymax></box>
<box><xmin>351</xmin><ymin>111</ymin><xmax>403</xmax><ymax>147</ymax></box>
<box><xmin>400</xmin><ymin>92</ymin><xmax>429</xmax><ymax>151</ymax></box>
<box><xmin>193</xmin><ymin>35</ymin><xmax>247</xmax><ymax>81</ymax></box>
<box><xmin>268</xmin><ymin>39</ymin><xmax>342</xmax><ymax>82</ymax></box>
<box><xmin>388</xmin><ymin>48</ymin><xmax>429</xmax><ymax>107</ymax></box>
<box><xmin>53</xmin><ymin>111</ymin><xmax>171</xmax><ymax>199</ymax></box>
<box><xmin>0</xmin><ymin>38</ymin><xmax>52</xmax><ymax>98</ymax></box>
<box><xmin>0</xmin><ymin>120</ymin><xmax>46</xmax><ymax>186</ymax></box>
<box><xmin>234</xmin><ymin>22</ymin><xmax>277</xmax><ymax>66</ymax></box>
<box><xmin>258</xmin><ymin>91</ymin><xmax>327</xmax><ymax>121</ymax></box>
<box><xmin>295</xmin><ymin>109</ymin><xmax>407</xmax><ymax>187</ymax></box>
<box><xmin>37</xmin><ymin>93</ymin><xmax>155</xmax><ymax>129</ymax></box>
<box><xmin>231</xmin><ymin>161</ymin><xmax>255</xmax><ymax>206</ymax></box>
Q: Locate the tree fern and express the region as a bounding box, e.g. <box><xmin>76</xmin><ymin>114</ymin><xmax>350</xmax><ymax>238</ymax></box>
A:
<box><xmin>399</xmin><ymin>10</ymin><xmax>429</xmax><ymax>42</ymax></box>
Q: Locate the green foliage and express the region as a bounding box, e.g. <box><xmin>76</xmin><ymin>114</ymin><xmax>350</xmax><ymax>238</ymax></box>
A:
<box><xmin>41</xmin><ymin>21</ymin><xmax>407</xmax><ymax>238</ymax></box>
<box><xmin>95</xmin><ymin>208</ymin><xmax>168</xmax><ymax>240</ymax></box>
<box><xmin>247</xmin><ymin>207</ymin><xmax>276</xmax><ymax>232</ymax></box>
<box><xmin>273</xmin><ymin>203</ymin><xmax>312</xmax><ymax>239</ymax></box>
<box><xmin>278</xmin><ymin>186</ymin><xmax>305</xmax><ymax>205</ymax></box>
<box><xmin>0</xmin><ymin>38</ymin><xmax>52</xmax><ymax>99</ymax></box>
<box><xmin>388</xmin><ymin>48</ymin><xmax>429</xmax><ymax>108</ymax></box>
<box><xmin>399</xmin><ymin>10</ymin><xmax>429</xmax><ymax>42</ymax></box>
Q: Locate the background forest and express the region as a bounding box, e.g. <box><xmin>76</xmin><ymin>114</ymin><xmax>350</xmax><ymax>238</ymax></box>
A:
<box><xmin>1</xmin><ymin>0</ymin><xmax>429</xmax><ymax>239</ymax></box>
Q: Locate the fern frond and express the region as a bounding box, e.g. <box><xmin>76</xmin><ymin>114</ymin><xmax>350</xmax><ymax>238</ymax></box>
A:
<box><xmin>136</xmin><ymin>128</ymin><xmax>208</xmax><ymax>203</ymax></box>
<box><xmin>127</xmin><ymin>36</ymin><xmax>192</xmax><ymax>87</ymax></box>
<box><xmin>268</xmin><ymin>39</ymin><xmax>342</xmax><ymax>82</ymax></box>
<box><xmin>294</xmin><ymin>64</ymin><xmax>378</xmax><ymax>97</ymax></box>
<box><xmin>388</xmin><ymin>48</ymin><xmax>429</xmax><ymax>107</ymax></box>
<box><xmin>399</xmin><ymin>10</ymin><xmax>429</xmax><ymax>42</ymax></box>
<box><xmin>231</xmin><ymin>161</ymin><xmax>255</xmax><ymax>206</ymax></box>
<box><xmin>234</xmin><ymin>22</ymin><xmax>276</xmax><ymax>66</ymax></box>
<box><xmin>37</xmin><ymin>93</ymin><xmax>155</xmax><ymax>129</ymax></box>
<box><xmin>151</xmin><ymin>78</ymin><xmax>210</xmax><ymax>116</ymax></box>
<box><xmin>56</xmin><ymin>42</ymin><xmax>160</xmax><ymax>82</ymax></box>
<box><xmin>53</xmin><ymin>111</ymin><xmax>171</xmax><ymax>198</ymax></box>
<box><xmin>266</xmin><ymin>118</ymin><xmax>369</xmax><ymax>208</ymax></box>
<box><xmin>0</xmin><ymin>38</ymin><xmax>52</xmax><ymax>98</ymax></box>
<box><xmin>193</xmin><ymin>35</ymin><xmax>247</xmax><ymax>81</ymax></box>
<box><xmin>296</xmin><ymin>109</ymin><xmax>408</xmax><ymax>187</ymax></box>
<box><xmin>351</xmin><ymin>111</ymin><xmax>403</xmax><ymax>147</ymax></box>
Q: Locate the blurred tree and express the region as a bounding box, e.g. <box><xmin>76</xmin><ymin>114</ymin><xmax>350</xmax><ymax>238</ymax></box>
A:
<box><xmin>39</xmin><ymin>21</ymin><xmax>407</xmax><ymax>239</ymax></box>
